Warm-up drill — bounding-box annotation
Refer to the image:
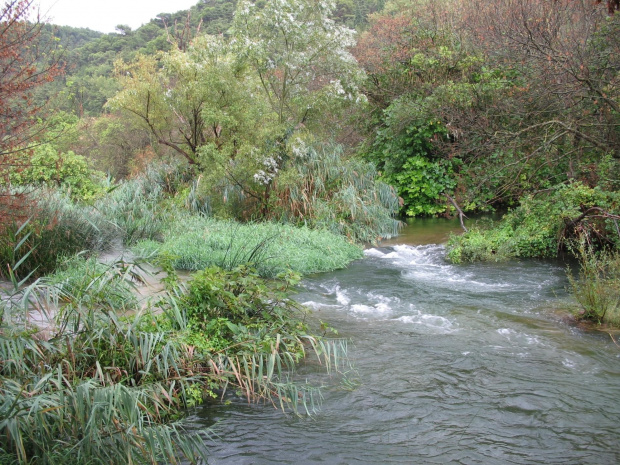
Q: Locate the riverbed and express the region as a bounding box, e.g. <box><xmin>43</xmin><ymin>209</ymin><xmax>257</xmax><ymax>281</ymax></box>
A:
<box><xmin>190</xmin><ymin>218</ymin><xmax>620</xmax><ymax>464</ymax></box>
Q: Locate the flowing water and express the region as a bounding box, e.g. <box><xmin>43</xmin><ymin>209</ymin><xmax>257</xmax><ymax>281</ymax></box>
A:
<box><xmin>191</xmin><ymin>219</ymin><xmax>620</xmax><ymax>464</ymax></box>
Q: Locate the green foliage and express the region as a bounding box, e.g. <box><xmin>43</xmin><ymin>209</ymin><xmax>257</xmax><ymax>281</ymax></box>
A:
<box><xmin>568</xmin><ymin>239</ymin><xmax>620</xmax><ymax>326</ymax></box>
<box><xmin>366</xmin><ymin>110</ymin><xmax>455</xmax><ymax>216</ymax></box>
<box><xmin>133</xmin><ymin>215</ymin><xmax>363</xmax><ymax>277</ymax></box>
<box><xmin>180</xmin><ymin>266</ymin><xmax>305</xmax><ymax>355</ymax></box>
<box><xmin>8</xmin><ymin>144</ymin><xmax>106</xmax><ymax>201</ymax></box>
<box><xmin>0</xmin><ymin>250</ymin><xmax>350</xmax><ymax>463</ymax></box>
<box><xmin>95</xmin><ymin>162</ymin><xmax>190</xmax><ymax>245</ymax></box>
<box><xmin>357</xmin><ymin>13</ymin><xmax>486</xmax><ymax>216</ymax></box>
<box><xmin>446</xmin><ymin>183</ymin><xmax>620</xmax><ymax>263</ymax></box>
<box><xmin>0</xmin><ymin>282</ymin><xmax>207</xmax><ymax>464</ymax></box>
<box><xmin>233</xmin><ymin>0</ymin><xmax>365</xmax><ymax>128</ymax></box>
<box><xmin>47</xmin><ymin>255</ymin><xmax>139</xmax><ymax>310</ymax></box>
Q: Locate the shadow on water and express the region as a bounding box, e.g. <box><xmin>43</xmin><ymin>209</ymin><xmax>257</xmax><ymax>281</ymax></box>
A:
<box><xmin>191</xmin><ymin>219</ymin><xmax>620</xmax><ymax>465</ymax></box>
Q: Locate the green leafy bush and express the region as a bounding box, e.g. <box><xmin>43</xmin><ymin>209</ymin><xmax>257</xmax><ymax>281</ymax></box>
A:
<box><xmin>180</xmin><ymin>266</ymin><xmax>306</xmax><ymax>355</ymax></box>
<box><xmin>8</xmin><ymin>144</ymin><xmax>106</xmax><ymax>201</ymax></box>
<box><xmin>365</xmin><ymin>109</ymin><xmax>454</xmax><ymax>216</ymax></box>
<box><xmin>446</xmin><ymin>183</ymin><xmax>619</xmax><ymax>262</ymax></box>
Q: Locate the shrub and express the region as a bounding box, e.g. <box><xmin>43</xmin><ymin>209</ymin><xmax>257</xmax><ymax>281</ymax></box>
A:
<box><xmin>8</xmin><ymin>144</ymin><xmax>106</xmax><ymax>201</ymax></box>
<box><xmin>0</xmin><ymin>257</ymin><xmax>348</xmax><ymax>464</ymax></box>
<box><xmin>179</xmin><ymin>266</ymin><xmax>306</xmax><ymax>355</ymax></box>
<box><xmin>447</xmin><ymin>183</ymin><xmax>620</xmax><ymax>263</ymax></box>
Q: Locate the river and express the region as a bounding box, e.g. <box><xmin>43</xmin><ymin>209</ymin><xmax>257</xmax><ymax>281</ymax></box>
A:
<box><xmin>190</xmin><ymin>219</ymin><xmax>620</xmax><ymax>464</ymax></box>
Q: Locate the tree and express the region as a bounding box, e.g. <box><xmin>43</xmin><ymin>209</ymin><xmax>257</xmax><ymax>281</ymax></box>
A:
<box><xmin>0</xmin><ymin>0</ymin><xmax>63</xmax><ymax>221</ymax></box>
<box><xmin>109</xmin><ymin>35</ymin><xmax>273</xmax><ymax>167</ymax></box>
<box><xmin>232</xmin><ymin>0</ymin><xmax>365</xmax><ymax>129</ymax></box>
<box><xmin>230</xmin><ymin>0</ymin><xmax>367</xmax><ymax>214</ymax></box>
<box><xmin>354</xmin><ymin>0</ymin><xmax>620</xmax><ymax>216</ymax></box>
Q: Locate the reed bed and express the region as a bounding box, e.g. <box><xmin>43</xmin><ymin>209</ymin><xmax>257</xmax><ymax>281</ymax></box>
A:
<box><xmin>0</xmin><ymin>253</ymin><xmax>351</xmax><ymax>465</ymax></box>
<box><xmin>133</xmin><ymin>216</ymin><xmax>364</xmax><ymax>277</ymax></box>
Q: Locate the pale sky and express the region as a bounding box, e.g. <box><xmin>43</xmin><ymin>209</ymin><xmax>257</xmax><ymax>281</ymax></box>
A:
<box><xmin>36</xmin><ymin>0</ymin><xmax>201</xmax><ymax>33</ymax></box>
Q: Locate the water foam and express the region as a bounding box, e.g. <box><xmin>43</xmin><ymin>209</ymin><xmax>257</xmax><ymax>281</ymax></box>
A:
<box><xmin>394</xmin><ymin>309</ymin><xmax>455</xmax><ymax>333</ymax></box>
<box><xmin>350</xmin><ymin>303</ymin><xmax>392</xmax><ymax>315</ymax></box>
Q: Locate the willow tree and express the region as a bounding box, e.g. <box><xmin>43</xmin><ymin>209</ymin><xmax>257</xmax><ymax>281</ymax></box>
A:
<box><xmin>108</xmin><ymin>35</ymin><xmax>274</xmax><ymax>168</ymax></box>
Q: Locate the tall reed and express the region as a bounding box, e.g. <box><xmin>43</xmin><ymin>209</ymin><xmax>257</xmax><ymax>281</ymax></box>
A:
<box><xmin>275</xmin><ymin>145</ymin><xmax>402</xmax><ymax>243</ymax></box>
<box><xmin>1</xmin><ymin>254</ymin><xmax>351</xmax><ymax>464</ymax></box>
<box><xmin>0</xmin><ymin>189</ymin><xmax>115</xmax><ymax>280</ymax></box>
<box><xmin>568</xmin><ymin>239</ymin><xmax>620</xmax><ymax>326</ymax></box>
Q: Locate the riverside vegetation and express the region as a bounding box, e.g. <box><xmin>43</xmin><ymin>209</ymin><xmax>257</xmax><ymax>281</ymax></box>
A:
<box><xmin>2</xmin><ymin>0</ymin><xmax>620</xmax><ymax>463</ymax></box>
<box><xmin>0</xmin><ymin>163</ymin><xmax>366</xmax><ymax>464</ymax></box>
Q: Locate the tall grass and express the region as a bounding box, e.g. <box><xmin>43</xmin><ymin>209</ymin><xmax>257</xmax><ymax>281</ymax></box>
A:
<box><xmin>0</xmin><ymin>190</ymin><xmax>115</xmax><ymax>280</ymax></box>
<box><xmin>1</xmin><ymin>252</ymin><xmax>351</xmax><ymax>464</ymax></box>
<box><xmin>275</xmin><ymin>145</ymin><xmax>402</xmax><ymax>243</ymax></box>
<box><xmin>95</xmin><ymin>161</ymin><xmax>193</xmax><ymax>245</ymax></box>
<box><xmin>47</xmin><ymin>255</ymin><xmax>139</xmax><ymax>310</ymax></box>
<box><xmin>132</xmin><ymin>216</ymin><xmax>364</xmax><ymax>277</ymax></box>
<box><xmin>568</xmin><ymin>239</ymin><xmax>620</xmax><ymax>326</ymax></box>
<box><xmin>95</xmin><ymin>176</ymin><xmax>165</xmax><ymax>246</ymax></box>
<box><xmin>0</xmin><ymin>261</ymin><xmax>207</xmax><ymax>464</ymax></box>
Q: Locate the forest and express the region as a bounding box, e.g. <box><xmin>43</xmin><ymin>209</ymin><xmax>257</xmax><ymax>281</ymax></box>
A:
<box><xmin>1</xmin><ymin>0</ymin><xmax>620</xmax><ymax>463</ymax></box>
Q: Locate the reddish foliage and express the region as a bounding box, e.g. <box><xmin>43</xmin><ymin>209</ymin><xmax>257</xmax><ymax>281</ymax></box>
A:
<box><xmin>0</xmin><ymin>0</ymin><xmax>63</xmax><ymax>226</ymax></box>
<box><xmin>352</xmin><ymin>13</ymin><xmax>417</xmax><ymax>108</ymax></box>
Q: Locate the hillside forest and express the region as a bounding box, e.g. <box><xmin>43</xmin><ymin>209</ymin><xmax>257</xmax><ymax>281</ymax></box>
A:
<box><xmin>1</xmin><ymin>0</ymin><xmax>620</xmax><ymax>463</ymax></box>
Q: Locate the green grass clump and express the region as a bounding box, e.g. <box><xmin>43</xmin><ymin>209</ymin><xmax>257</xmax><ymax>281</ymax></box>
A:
<box><xmin>0</xmin><ymin>268</ymin><xmax>207</xmax><ymax>464</ymax></box>
<box><xmin>0</xmin><ymin>190</ymin><xmax>116</xmax><ymax>280</ymax></box>
<box><xmin>95</xmin><ymin>161</ymin><xmax>193</xmax><ymax>246</ymax></box>
<box><xmin>133</xmin><ymin>216</ymin><xmax>363</xmax><ymax>277</ymax></box>
<box><xmin>95</xmin><ymin>176</ymin><xmax>166</xmax><ymax>246</ymax></box>
<box><xmin>568</xmin><ymin>240</ymin><xmax>620</xmax><ymax>326</ymax></box>
<box><xmin>274</xmin><ymin>145</ymin><xmax>402</xmax><ymax>243</ymax></box>
<box><xmin>47</xmin><ymin>255</ymin><xmax>139</xmax><ymax>310</ymax></box>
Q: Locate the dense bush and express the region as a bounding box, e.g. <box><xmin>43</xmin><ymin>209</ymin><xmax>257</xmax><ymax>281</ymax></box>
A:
<box><xmin>8</xmin><ymin>144</ymin><xmax>106</xmax><ymax>201</ymax></box>
<box><xmin>179</xmin><ymin>266</ymin><xmax>307</xmax><ymax>356</ymax></box>
<box><xmin>446</xmin><ymin>183</ymin><xmax>620</xmax><ymax>263</ymax></box>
